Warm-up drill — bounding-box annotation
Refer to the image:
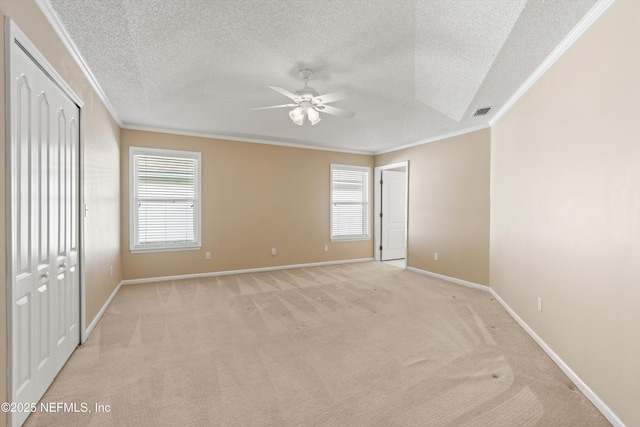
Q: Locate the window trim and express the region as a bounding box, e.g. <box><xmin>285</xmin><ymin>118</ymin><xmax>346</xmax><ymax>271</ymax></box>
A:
<box><xmin>330</xmin><ymin>164</ymin><xmax>371</xmax><ymax>242</ymax></box>
<box><xmin>129</xmin><ymin>146</ymin><xmax>202</xmax><ymax>253</ymax></box>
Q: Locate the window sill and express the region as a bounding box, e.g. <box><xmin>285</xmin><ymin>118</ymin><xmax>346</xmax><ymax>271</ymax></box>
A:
<box><xmin>130</xmin><ymin>245</ymin><xmax>201</xmax><ymax>254</ymax></box>
<box><xmin>330</xmin><ymin>237</ymin><xmax>371</xmax><ymax>243</ymax></box>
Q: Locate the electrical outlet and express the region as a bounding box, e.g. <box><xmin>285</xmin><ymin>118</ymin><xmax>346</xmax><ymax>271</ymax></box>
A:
<box><xmin>109</xmin><ymin>266</ymin><xmax>113</xmax><ymax>277</ymax></box>
<box><xmin>324</xmin><ymin>245</ymin><xmax>329</xmax><ymax>252</ymax></box>
<box><xmin>537</xmin><ymin>297</ymin><xmax>543</xmax><ymax>312</ymax></box>
<box><xmin>272</xmin><ymin>248</ymin><xmax>276</xmax><ymax>256</ymax></box>
<box><xmin>205</xmin><ymin>252</ymin><xmax>211</xmax><ymax>260</ymax></box>
<box><xmin>434</xmin><ymin>252</ymin><xmax>439</xmax><ymax>261</ymax></box>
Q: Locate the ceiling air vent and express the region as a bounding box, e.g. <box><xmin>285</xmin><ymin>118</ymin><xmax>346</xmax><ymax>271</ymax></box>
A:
<box><xmin>473</xmin><ymin>107</ymin><xmax>491</xmax><ymax>117</ymax></box>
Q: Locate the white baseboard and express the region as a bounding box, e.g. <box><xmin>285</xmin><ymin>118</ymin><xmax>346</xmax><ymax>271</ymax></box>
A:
<box><xmin>405</xmin><ymin>266</ymin><xmax>624</xmax><ymax>426</ymax></box>
<box><xmin>406</xmin><ymin>266</ymin><xmax>489</xmax><ymax>291</ymax></box>
<box><xmin>488</xmin><ymin>289</ymin><xmax>625</xmax><ymax>427</ymax></box>
<box><xmin>83</xmin><ymin>281</ymin><xmax>122</xmax><ymax>342</ymax></box>
<box><xmin>121</xmin><ymin>258</ymin><xmax>375</xmax><ymax>286</ymax></box>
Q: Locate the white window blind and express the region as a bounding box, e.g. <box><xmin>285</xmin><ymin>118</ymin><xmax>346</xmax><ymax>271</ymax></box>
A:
<box><xmin>331</xmin><ymin>164</ymin><xmax>370</xmax><ymax>241</ymax></box>
<box><xmin>130</xmin><ymin>147</ymin><xmax>201</xmax><ymax>252</ymax></box>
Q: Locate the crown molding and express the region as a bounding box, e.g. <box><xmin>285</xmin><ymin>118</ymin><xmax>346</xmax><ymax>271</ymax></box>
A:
<box><xmin>373</xmin><ymin>124</ymin><xmax>490</xmax><ymax>155</ymax></box>
<box><xmin>122</xmin><ymin>123</ymin><xmax>375</xmax><ymax>155</ymax></box>
<box><xmin>490</xmin><ymin>0</ymin><xmax>616</xmax><ymax>126</ymax></box>
<box><xmin>35</xmin><ymin>0</ymin><xmax>123</xmax><ymax>127</ymax></box>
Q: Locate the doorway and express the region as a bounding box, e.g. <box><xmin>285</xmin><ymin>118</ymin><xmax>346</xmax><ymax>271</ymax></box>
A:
<box><xmin>374</xmin><ymin>161</ymin><xmax>408</xmax><ymax>266</ymax></box>
<box><xmin>6</xmin><ymin>20</ymin><xmax>83</xmax><ymax>427</ymax></box>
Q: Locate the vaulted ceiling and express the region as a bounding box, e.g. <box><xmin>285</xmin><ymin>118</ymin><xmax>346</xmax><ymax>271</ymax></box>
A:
<box><xmin>45</xmin><ymin>0</ymin><xmax>599</xmax><ymax>153</ymax></box>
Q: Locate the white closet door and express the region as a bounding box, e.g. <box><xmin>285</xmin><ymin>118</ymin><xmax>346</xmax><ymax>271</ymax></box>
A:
<box><xmin>11</xmin><ymin>44</ymin><xmax>39</xmax><ymax>413</ymax></box>
<box><xmin>51</xmin><ymin>84</ymin><xmax>80</xmax><ymax>375</ymax></box>
<box><xmin>9</xmin><ymin>40</ymin><xmax>80</xmax><ymax>427</ymax></box>
<box><xmin>33</xmin><ymin>50</ymin><xmax>55</xmax><ymax>402</ymax></box>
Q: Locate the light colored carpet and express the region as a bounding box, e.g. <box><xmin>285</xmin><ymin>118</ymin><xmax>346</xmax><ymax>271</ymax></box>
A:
<box><xmin>25</xmin><ymin>262</ymin><xmax>609</xmax><ymax>426</ymax></box>
<box><xmin>383</xmin><ymin>259</ymin><xmax>406</xmax><ymax>268</ymax></box>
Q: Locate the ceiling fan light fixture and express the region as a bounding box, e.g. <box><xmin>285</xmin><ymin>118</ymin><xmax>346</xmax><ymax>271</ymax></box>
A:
<box><xmin>289</xmin><ymin>106</ymin><xmax>304</xmax><ymax>125</ymax></box>
<box><xmin>307</xmin><ymin>107</ymin><xmax>321</xmax><ymax>125</ymax></box>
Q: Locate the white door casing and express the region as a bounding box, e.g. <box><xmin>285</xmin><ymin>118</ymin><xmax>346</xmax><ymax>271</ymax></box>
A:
<box><xmin>381</xmin><ymin>170</ymin><xmax>407</xmax><ymax>261</ymax></box>
<box><xmin>6</xmin><ymin>20</ymin><xmax>82</xmax><ymax>427</ymax></box>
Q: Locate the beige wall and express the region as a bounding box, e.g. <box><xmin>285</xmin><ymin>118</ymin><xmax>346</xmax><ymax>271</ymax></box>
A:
<box><xmin>0</xmin><ymin>2</ymin><xmax>122</xmax><ymax>425</ymax></box>
<box><xmin>120</xmin><ymin>129</ymin><xmax>374</xmax><ymax>280</ymax></box>
<box><xmin>375</xmin><ymin>128</ymin><xmax>491</xmax><ymax>286</ymax></box>
<box><xmin>491</xmin><ymin>1</ymin><xmax>640</xmax><ymax>425</ymax></box>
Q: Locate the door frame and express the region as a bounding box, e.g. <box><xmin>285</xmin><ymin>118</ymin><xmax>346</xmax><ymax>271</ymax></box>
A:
<box><xmin>5</xmin><ymin>18</ymin><xmax>85</xmax><ymax>423</ymax></box>
<box><xmin>374</xmin><ymin>161</ymin><xmax>409</xmax><ymax>265</ymax></box>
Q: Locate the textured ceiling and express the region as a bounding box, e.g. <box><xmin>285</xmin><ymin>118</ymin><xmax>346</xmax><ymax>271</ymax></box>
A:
<box><xmin>46</xmin><ymin>0</ymin><xmax>598</xmax><ymax>153</ymax></box>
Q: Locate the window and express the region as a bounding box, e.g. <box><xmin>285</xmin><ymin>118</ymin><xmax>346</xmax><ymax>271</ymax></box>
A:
<box><xmin>331</xmin><ymin>164</ymin><xmax>370</xmax><ymax>241</ymax></box>
<box><xmin>130</xmin><ymin>147</ymin><xmax>201</xmax><ymax>252</ymax></box>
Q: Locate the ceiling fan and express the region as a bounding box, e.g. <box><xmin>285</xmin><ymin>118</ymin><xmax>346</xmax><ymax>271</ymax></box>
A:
<box><xmin>251</xmin><ymin>69</ymin><xmax>355</xmax><ymax>125</ymax></box>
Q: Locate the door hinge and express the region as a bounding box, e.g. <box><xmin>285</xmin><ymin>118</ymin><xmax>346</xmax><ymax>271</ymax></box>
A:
<box><xmin>379</xmin><ymin>246</ymin><xmax>383</xmax><ymax>251</ymax></box>
<box><xmin>379</xmin><ymin>212</ymin><xmax>383</xmax><ymax>218</ymax></box>
<box><xmin>380</xmin><ymin>179</ymin><xmax>383</xmax><ymax>185</ymax></box>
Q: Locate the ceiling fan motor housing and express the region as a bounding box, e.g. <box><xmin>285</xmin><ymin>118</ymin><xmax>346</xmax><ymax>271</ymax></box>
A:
<box><xmin>295</xmin><ymin>88</ymin><xmax>319</xmax><ymax>99</ymax></box>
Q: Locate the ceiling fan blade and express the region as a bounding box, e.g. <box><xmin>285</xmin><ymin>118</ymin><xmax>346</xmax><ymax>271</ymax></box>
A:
<box><xmin>268</xmin><ymin>86</ymin><xmax>300</xmax><ymax>101</ymax></box>
<box><xmin>318</xmin><ymin>104</ymin><xmax>355</xmax><ymax>119</ymax></box>
<box><xmin>250</xmin><ymin>103</ymin><xmax>297</xmax><ymax>110</ymax></box>
<box><xmin>313</xmin><ymin>91</ymin><xmax>347</xmax><ymax>104</ymax></box>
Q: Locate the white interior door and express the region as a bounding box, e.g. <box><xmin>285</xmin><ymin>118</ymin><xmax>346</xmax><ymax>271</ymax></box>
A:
<box><xmin>381</xmin><ymin>170</ymin><xmax>406</xmax><ymax>261</ymax></box>
<box><xmin>8</xmin><ymin>26</ymin><xmax>80</xmax><ymax>427</ymax></box>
